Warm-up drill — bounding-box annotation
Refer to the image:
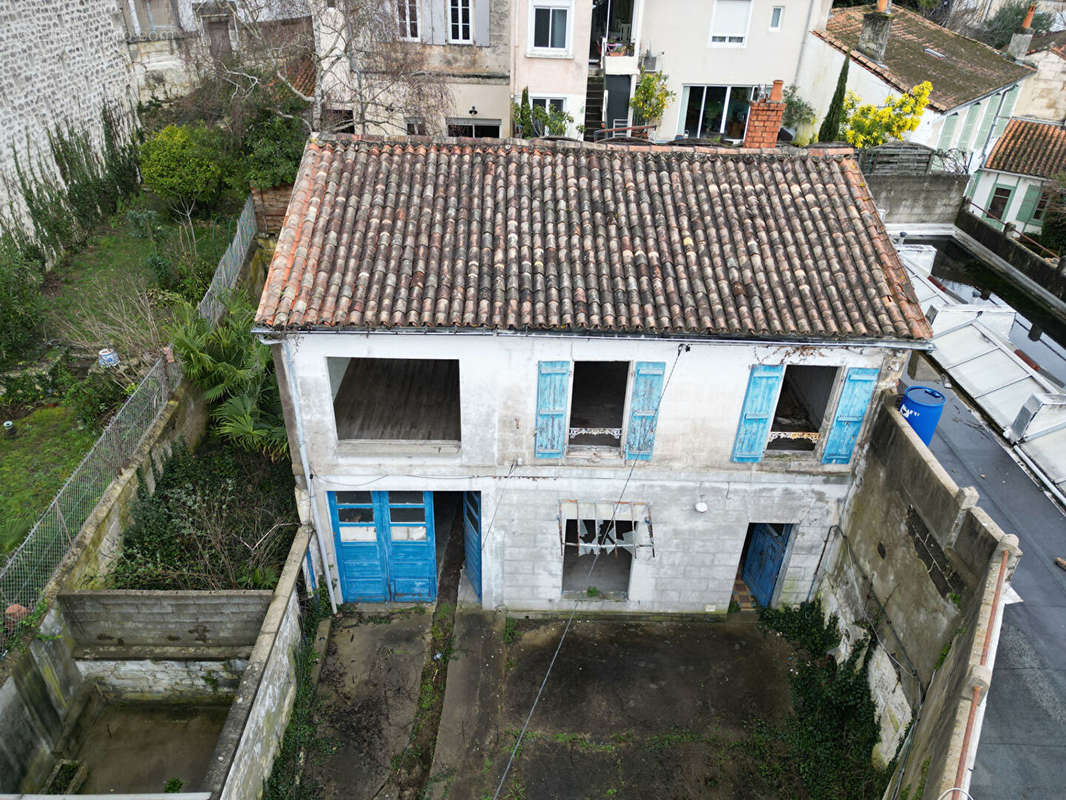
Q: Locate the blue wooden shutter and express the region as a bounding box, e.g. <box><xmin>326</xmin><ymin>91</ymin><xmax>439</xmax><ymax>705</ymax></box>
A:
<box><xmin>731</xmin><ymin>365</ymin><xmax>784</xmax><ymax>463</ymax></box>
<box><xmin>625</xmin><ymin>361</ymin><xmax>666</xmax><ymax>460</ymax></box>
<box><xmin>535</xmin><ymin>361</ymin><xmax>569</xmax><ymax>458</ymax></box>
<box><xmin>822</xmin><ymin>367</ymin><xmax>879</xmax><ymax>464</ymax></box>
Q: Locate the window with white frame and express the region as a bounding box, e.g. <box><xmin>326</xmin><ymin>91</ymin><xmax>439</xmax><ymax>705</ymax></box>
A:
<box><xmin>710</xmin><ymin>0</ymin><xmax>752</xmax><ymax>45</ymax></box>
<box><xmin>531</xmin><ymin>0</ymin><xmax>570</xmax><ymax>52</ymax></box>
<box><xmin>449</xmin><ymin>0</ymin><xmax>472</xmax><ymax>43</ymax></box>
<box><xmin>406</xmin><ymin>117</ymin><xmax>427</xmax><ymax>135</ymax></box>
<box><xmin>397</xmin><ymin>0</ymin><xmax>419</xmax><ymax>40</ymax></box>
<box><xmin>769</xmin><ymin>5</ymin><xmax>784</xmax><ymax>30</ymax></box>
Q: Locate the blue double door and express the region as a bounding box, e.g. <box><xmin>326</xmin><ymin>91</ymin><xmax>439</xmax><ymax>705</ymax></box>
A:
<box><xmin>742</xmin><ymin>523</ymin><xmax>793</xmax><ymax>607</ymax></box>
<box><xmin>330</xmin><ymin>491</ymin><xmax>438</xmax><ymax>603</ymax></box>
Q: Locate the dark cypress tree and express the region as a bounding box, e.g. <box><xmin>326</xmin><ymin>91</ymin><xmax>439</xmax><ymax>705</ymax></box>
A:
<box><xmin>519</xmin><ymin>88</ymin><xmax>534</xmax><ymax>138</ymax></box>
<box><xmin>818</xmin><ymin>58</ymin><xmax>849</xmax><ymax>143</ymax></box>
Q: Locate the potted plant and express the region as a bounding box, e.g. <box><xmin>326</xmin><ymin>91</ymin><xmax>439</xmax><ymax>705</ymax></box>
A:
<box><xmin>631</xmin><ymin>71</ymin><xmax>675</xmax><ymax>138</ymax></box>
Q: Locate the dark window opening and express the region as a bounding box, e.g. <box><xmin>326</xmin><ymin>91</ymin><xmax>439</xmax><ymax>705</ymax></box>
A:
<box><xmin>988</xmin><ymin>187</ymin><xmax>1012</xmax><ymax>220</ymax></box>
<box><xmin>406</xmin><ymin>118</ymin><xmax>427</xmax><ymax>135</ymax></box>
<box><xmin>562</xmin><ymin>518</ymin><xmax>634</xmax><ymax>598</ymax></box>
<box><xmin>1033</xmin><ymin>193</ymin><xmax>1049</xmax><ymax>222</ymax></box>
<box><xmin>398</xmin><ymin>0</ymin><xmax>418</xmax><ymax>39</ymax></box>
<box><xmin>767</xmin><ymin>365</ymin><xmax>838</xmax><ymax>452</ymax></box>
<box><xmin>330</xmin><ymin>358</ymin><xmax>460</xmax><ymax>442</ymax></box>
<box><xmin>449</xmin><ymin>0</ymin><xmax>472</xmax><ymax>41</ymax></box>
<box><xmin>447</xmin><ymin>120</ymin><xmax>502</xmax><ymax>137</ymax></box>
<box><xmin>533</xmin><ymin>6</ymin><xmax>568</xmax><ymax>49</ymax></box>
<box><xmin>569</xmin><ymin>361</ymin><xmax>628</xmax><ymax>447</ymax></box>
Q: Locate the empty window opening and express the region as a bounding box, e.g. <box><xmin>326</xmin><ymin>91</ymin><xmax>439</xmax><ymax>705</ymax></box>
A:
<box><xmin>447</xmin><ymin>120</ymin><xmax>502</xmax><ymax>137</ymax></box>
<box><xmin>560</xmin><ymin>501</ymin><xmax>650</xmax><ymax>599</ymax></box>
<box><xmin>767</xmin><ymin>365</ymin><xmax>838</xmax><ymax>452</ymax></box>
<box><xmin>568</xmin><ymin>361</ymin><xmax>628</xmax><ymax>447</ymax></box>
<box><xmin>330</xmin><ymin>358</ymin><xmax>460</xmax><ymax>442</ymax></box>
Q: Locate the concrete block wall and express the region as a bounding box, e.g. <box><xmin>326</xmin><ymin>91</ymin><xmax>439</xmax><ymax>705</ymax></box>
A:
<box><xmin>486</xmin><ymin>471</ymin><xmax>847</xmax><ymax>614</ymax></box>
<box><xmin>865</xmin><ymin>173</ymin><xmax>969</xmax><ymax>226</ymax></box>
<box><xmin>0</xmin><ymin>0</ymin><xmax>135</xmax><ymax>225</ymax></box>
<box><xmin>77</xmin><ymin>657</ymin><xmax>247</xmax><ymax>702</ymax></box>
<box><xmin>208</xmin><ymin>529</ymin><xmax>312</xmax><ymax>800</ymax></box>
<box><xmin>60</xmin><ymin>591</ymin><xmax>271</xmax><ymax>649</ymax></box>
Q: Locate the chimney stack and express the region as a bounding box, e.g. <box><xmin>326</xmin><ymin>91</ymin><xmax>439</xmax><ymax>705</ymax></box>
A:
<box><xmin>744</xmin><ymin>79</ymin><xmax>785</xmax><ymax>149</ymax></box>
<box><xmin>1007</xmin><ymin>4</ymin><xmax>1036</xmax><ymax>59</ymax></box>
<box><xmin>858</xmin><ymin>0</ymin><xmax>893</xmax><ymax>64</ymax></box>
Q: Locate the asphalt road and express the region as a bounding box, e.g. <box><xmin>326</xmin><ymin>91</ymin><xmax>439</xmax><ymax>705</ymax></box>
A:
<box><xmin>921</xmin><ymin>386</ymin><xmax>1066</xmax><ymax>799</ymax></box>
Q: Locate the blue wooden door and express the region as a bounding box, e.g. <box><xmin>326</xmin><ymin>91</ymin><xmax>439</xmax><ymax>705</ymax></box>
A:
<box><xmin>330</xmin><ymin>491</ymin><xmax>388</xmax><ymax>603</ymax></box>
<box><xmin>383</xmin><ymin>491</ymin><xmax>437</xmax><ymax>602</ymax></box>
<box><xmin>463</xmin><ymin>492</ymin><xmax>482</xmax><ymax>600</ymax></box>
<box><xmin>742</xmin><ymin>523</ymin><xmax>792</xmax><ymax>607</ymax></box>
<box><xmin>330</xmin><ymin>491</ymin><xmax>437</xmax><ymax>603</ymax></box>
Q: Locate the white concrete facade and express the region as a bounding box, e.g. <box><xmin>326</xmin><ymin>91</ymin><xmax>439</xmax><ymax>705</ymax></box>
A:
<box><xmin>796</xmin><ymin>35</ymin><xmax>1024</xmax><ymax>171</ymax></box>
<box><xmin>275</xmin><ymin>330</ymin><xmax>912</xmax><ymax>613</ymax></box>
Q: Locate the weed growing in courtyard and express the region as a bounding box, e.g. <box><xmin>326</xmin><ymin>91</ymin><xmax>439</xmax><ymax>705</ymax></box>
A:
<box><xmin>502</xmin><ymin>617</ymin><xmax>519</xmax><ymax>644</ymax></box>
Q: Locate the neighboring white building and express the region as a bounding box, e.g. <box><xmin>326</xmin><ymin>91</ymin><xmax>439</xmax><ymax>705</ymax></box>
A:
<box><xmin>798</xmin><ymin>4</ymin><xmax>1034</xmax><ymax>172</ymax></box>
<box><xmin>254</xmin><ymin>135</ymin><xmax>932</xmax><ymax>614</ymax></box>
<box><xmin>970</xmin><ymin>116</ymin><xmax>1066</xmax><ymax>234</ymax></box>
<box><xmin>1017</xmin><ymin>31</ymin><xmax>1066</xmax><ymax>122</ymax></box>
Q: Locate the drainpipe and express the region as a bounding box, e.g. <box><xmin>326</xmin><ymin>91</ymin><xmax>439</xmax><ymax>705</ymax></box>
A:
<box><xmin>280</xmin><ymin>336</ymin><xmax>339</xmax><ymax>614</ymax></box>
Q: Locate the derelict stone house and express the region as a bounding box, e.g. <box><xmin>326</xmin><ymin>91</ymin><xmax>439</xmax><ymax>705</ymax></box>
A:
<box><xmin>254</xmin><ymin>134</ymin><xmax>931</xmax><ymax>613</ymax></box>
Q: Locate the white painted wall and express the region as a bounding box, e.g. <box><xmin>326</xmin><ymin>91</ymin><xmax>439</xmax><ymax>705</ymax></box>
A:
<box><xmin>1016</xmin><ymin>50</ymin><xmax>1066</xmax><ymax>122</ymax></box>
<box><xmin>278</xmin><ymin>330</ymin><xmax>909</xmax><ymax>613</ymax></box>
<box><xmin>513</xmin><ymin>0</ymin><xmax>592</xmax><ymax>138</ymax></box>
<box><xmin>970</xmin><ymin>168</ymin><xmax>1048</xmax><ymax>234</ymax></box>
<box><xmin>638</xmin><ymin>0</ymin><xmax>831</xmax><ymax>140</ymax></box>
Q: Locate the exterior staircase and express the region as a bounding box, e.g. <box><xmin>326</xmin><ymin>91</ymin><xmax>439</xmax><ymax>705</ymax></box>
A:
<box><xmin>583</xmin><ymin>72</ymin><xmax>605</xmax><ymax>142</ymax></box>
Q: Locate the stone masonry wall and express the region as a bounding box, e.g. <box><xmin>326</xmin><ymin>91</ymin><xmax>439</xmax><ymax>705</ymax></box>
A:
<box><xmin>819</xmin><ymin>398</ymin><xmax>1020</xmax><ymax>783</ymax></box>
<box><xmin>0</xmin><ymin>0</ymin><xmax>135</xmax><ymax>224</ymax></box>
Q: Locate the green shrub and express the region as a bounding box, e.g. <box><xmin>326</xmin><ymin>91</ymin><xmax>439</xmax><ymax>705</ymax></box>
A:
<box><xmin>0</xmin><ymin>237</ymin><xmax>45</xmax><ymax>365</ymax></box>
<box><xmin>243</xmin><ymin>115</ymin><xmax>307</xmax><ymax>190</ymax></box>
<box><xmin>64</xmin><ymin>371</ymin><xmax>131</xmax><ymax>428</ymax></box>
<box><xmin>979</xmin><ymin>0</ymin><xmax>1053</xmax><ymax>48</ymax></box>
<box><xmin>140</xmin><ymin>124</ymin><xmax>228</xmax><ymax>213</ymax></box>
<box><xmin>0</xmin><ymin>356</ymin><xmax>74</xmax><ymax>413</ymax></box>
<box><xmin>109</xmin><ymin>437</ymin><xmax>297</xmax><ymax>590</ymax></box>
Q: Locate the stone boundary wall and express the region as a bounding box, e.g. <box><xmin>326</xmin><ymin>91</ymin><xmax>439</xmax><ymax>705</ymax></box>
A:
<box><xmin>0</xmin><ymin>0</ymin><xmax>136</xmax><ymax>225</ymax></box>
<box><xmin>206</xmin><ymin>527</ymin><xmax>312</xmax><ymax>800</ymax></box>
<box><xmin>59</xmin><ymin>591</ymin><xmax>271</xmax><ymax>650</ymax></box>
<box><xmin>251</xmin><ymin>186</ymin><xmax>294</xmax><ymax>236</ymax></box>
<box><xmin>819</xmin><ymin>398</ymin><xmax>1020</xmax><ymax>780</ymax></box>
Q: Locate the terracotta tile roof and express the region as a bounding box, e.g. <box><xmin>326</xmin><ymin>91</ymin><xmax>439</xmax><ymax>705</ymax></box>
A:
<box><xmin>817</xmin><ymin>5</ymin><xmax>1034</xmax><ymax>112</ymax></box>
<box><xmin>1029</xmin><ymin>30</ymin><xmax>1066</xmax><ymax>58</ymax></box>
<box><xmin>255</xmin><ymin>136</ymin><xmax>931</xmax><ymax>342</ymax></box>
<box><xmin>985</xmin><ymin>118</ymin><xmax>1066</xmax><ymax>179</ymax></box>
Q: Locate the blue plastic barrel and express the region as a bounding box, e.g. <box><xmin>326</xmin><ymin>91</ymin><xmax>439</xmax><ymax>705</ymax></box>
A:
<box><xmin>899</xmin><ymin>385</ymin><xmax>946</xmax><ymax>445</ymax></box>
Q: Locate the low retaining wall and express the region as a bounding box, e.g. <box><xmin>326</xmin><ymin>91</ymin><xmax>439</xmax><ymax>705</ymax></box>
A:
<box><xmin>60</xmin><ymin>591</ymin><xmax>271</xmax><ymax>650</ymax></box>
<box><xmin>55</xmin><ymin>379</ymin><xmax>209</xmax><ymax>592</ymax></box>
<box><xmin>818</xmin><ymin>398</ymin><xmax>1020</xmax><ymax>797</ymax></box>
<box><xmin>866</xmin><ymin>173</ymin><xmax>969</xmax><ymax>225</ymax></box>
<box><xmin>956</xmin><ymin>207</ymin><xmax>1066</xmax><ymax>306</ymax></box>
<box><xmin>251</xmin><ymin>186</ymin><xmax>292</xmax><ymax>236</ymax></box>
<box><xmin>206</xmin><ymin>527</ymin><xmax>311</xmax><ymax>800</ymax></box>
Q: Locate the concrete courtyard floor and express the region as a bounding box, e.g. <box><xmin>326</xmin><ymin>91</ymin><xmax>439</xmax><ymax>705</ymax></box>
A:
<box><xmin>429</xmin><ymin>611</ymin><xmax>798</xmax><ymax>799</ymax></box>
<box><xmin>305</xmin><ymin>596</ymin><xmax>801</xmax><ymax>800</ymax></box>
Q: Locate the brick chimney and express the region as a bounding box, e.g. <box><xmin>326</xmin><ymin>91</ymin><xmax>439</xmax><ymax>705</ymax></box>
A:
<box><xmin>1007</xmin><ymin>4</ymin><xmax>1036</xmax><ymax>59</ymax></box>
<box><xmin>858</xmin><ymin>0</ymin><xmax>892</xmax><ymax>64</ymax></box>
<box><xmin>743</xmin><ymin>80</ymin><xmax>785</xmax><ymax>149</ymax></box>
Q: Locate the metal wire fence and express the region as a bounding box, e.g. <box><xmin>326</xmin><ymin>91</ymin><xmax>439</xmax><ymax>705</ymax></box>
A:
<box><xmin>1</xmin><ymin>196</ymin><xmax>258</xmax><ymax>655</ymax></box>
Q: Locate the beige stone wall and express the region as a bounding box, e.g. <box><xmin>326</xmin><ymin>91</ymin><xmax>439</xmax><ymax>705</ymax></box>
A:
<box><xmin>1016</xmin><ymin>49</ymin><xmax>1066</xmax><ymax>122</ymax></box>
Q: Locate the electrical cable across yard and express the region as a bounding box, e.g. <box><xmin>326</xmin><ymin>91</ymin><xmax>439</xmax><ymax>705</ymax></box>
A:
<box><xmin>491</xmin><ymin>344</ymin><xmax>688</xmax><ymax>799</ymax></box>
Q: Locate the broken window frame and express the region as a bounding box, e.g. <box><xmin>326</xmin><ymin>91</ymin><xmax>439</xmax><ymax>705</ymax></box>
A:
<box><xmin>557</xmin><ymin>500</ymin><xmax>654</xmax><ymax>559</ymax></box>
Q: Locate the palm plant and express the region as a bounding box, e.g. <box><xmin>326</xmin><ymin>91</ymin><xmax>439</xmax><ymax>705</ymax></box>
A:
<box><xmin>169</xmin><ymin>292</ymin><xmax>288</xmax><ymax>460</ymax></box>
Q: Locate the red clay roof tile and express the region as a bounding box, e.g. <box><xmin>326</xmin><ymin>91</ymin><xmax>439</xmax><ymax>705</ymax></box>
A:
<box><xmin>985</xmin><ymin>117</ymin><xmax>1066</xmax><ymax>179</ymax></box>
<box><xmin>255</xmin><ymin>135</ymin><xmax>931</xmax><ymax>342</ymax></box>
